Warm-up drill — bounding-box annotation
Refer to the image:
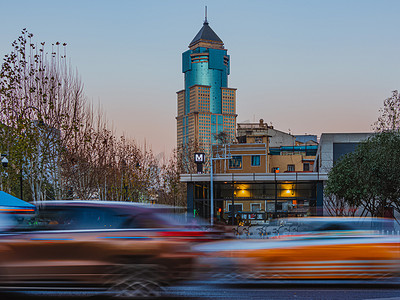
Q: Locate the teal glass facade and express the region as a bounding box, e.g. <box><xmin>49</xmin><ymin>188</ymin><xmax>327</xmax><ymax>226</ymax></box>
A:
<box><xmin>178</xmin><ymin>19</ymin><xmax>236</xmax><ymax>150</ymax></box>
<box><xmin>182</xmin><ymin>47</ymin><xmax>230</xmax><ymax>115</ymax></box>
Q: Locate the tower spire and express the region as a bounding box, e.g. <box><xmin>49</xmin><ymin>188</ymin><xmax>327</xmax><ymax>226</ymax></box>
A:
<box><xmin>204</xmin><ymin>6</ymin><xmax>208</xmax><ymax>25</ymax></box>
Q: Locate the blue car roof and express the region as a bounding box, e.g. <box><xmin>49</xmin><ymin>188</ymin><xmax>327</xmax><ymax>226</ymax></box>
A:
<box><xmin>0</xmin><ymin>191</ymin><xmax>35</xmax><ymax>210</ymax></box>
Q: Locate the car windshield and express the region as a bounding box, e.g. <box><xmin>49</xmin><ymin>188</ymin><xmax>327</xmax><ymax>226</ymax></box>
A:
<box><xmin>154</xmin><ymin>213</ymin><xmax>211</xmax><ymax>229</ymax></box>
<box><xmin>6</xmin><ymin>205</ymin><xmax>182</xmax><ymax>231</ymax></box>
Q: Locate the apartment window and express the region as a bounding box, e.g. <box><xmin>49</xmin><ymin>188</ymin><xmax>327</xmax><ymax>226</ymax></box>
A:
<box><xmin>303</xmin><ymin>163</ymin><xmax>310</xmax><ymax>171</ymax></box>
<box><xmin>229</xmin><ymin>156</ymin><xmax>242</xmax><ymax>169</ymax></box>
<box><xmin>254</xmin><ymin>137</ymin><xmax>263</xmax><ymax>143</ymax></box>
<box><xmin>287</xmin><ymin>164</ymin><xmax>295</xmax><ymax>172</ymax></box>
<box><xmin>251</xmin><ymin>155</ymin><xmax>261</xmax><ymax>166</ymax></box>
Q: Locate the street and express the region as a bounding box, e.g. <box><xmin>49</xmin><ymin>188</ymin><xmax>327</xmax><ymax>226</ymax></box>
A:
<box><xmin>169</xmin><ymin>284</ymin><xmax>400</xmax><ymax>300</ymax></box>
<box><xmin>4</xmin><ymin>282</ymin><xmax>400</xmax><ymax>300</ymax></box>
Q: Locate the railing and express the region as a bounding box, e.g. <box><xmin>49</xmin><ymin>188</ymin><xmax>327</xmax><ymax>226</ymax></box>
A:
<box><xmin>228</xmin><ymin>224</ymin><xmax>400</xmax><ymax>239</ymax></box>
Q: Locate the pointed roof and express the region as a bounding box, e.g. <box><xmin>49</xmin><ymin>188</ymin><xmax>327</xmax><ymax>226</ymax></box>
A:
<box><xmin>189</xmin><ymin>20</ymin><xmax>224</xmax><ymax>48</ymax></box>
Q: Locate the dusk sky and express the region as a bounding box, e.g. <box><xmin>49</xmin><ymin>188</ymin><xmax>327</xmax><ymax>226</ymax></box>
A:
<box><xmin>1</xmin><ymin>0</ymin><xmax>399</xmax><ymax>156</ymax></box>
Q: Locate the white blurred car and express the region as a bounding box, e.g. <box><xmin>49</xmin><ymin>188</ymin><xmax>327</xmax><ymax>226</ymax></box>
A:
<box><xmin>196</xmin><ymin>217</ymin><xmax>400</xmax><ymax>281</ymax></box>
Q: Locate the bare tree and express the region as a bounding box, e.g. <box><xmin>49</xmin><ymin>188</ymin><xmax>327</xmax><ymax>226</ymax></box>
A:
<box><xmin>213</xmin><ymin>130</ymin><xmax>232</xmax><ymax>145</ymax></box>
<box><xmin>373</xmin><ymin>90</ymin><xmax>400</xmax><ymax>132</ymax></box>
<box><xmin>158</xmin><ymin>149</ymin><xmax>187</xmax><ymax>207</ymax></box>
<box><xmin>1</xmin><ymin>29</ymin><xmax>191</xmax><ymax>206</ymax></box>
<box><xmin>0</xmin><ymin>29</ymin><xmax>86</xmax><ymax>202</ymax></box>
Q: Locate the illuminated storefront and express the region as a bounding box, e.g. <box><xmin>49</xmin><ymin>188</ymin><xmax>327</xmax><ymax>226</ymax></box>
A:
<box><xmin>182</xmin><ymin>173</ymin><xmax>326</xmax><ymax>223</ymax></box>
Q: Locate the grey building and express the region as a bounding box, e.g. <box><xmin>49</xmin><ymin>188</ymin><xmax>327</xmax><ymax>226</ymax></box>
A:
<box><xmin>314</xmin><ymin>133</ymin><xmax>372</xmax><ymax>173</ymax></box>
<box><xmin>313</xmin><ymin>132</ymin><xmax>373</xmax><ymax>216</ymax></box>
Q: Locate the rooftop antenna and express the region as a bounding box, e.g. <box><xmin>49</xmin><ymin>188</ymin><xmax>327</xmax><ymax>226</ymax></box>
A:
<box><xmin>204</xmin><ymin>6</ymin><xmax>208</xmax><ymax>25</ymax></box>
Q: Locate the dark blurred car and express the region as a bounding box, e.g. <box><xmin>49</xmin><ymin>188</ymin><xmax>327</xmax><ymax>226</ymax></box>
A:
<box><xmin>0</xmin><ymin>201</ymin><xmax>210</xmax><ymax>297</ymax></box>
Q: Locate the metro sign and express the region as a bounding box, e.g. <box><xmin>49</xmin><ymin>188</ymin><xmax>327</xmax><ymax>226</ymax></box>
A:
<box><xmin>194</xmin><ymin>153</ymin><xmax>205</xmax><ymax>164</ymax></box>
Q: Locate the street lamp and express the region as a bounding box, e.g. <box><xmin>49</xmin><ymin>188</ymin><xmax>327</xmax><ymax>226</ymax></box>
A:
<box><xmin>1</xmin><ymin>154</ymin><xmax>8</xmax><ymax>168</ymax></box>
<box><xmin>1</xmin><ymin>154</ymin><xmax>8</xmax><ymax>192</ymax></box>
<box><xmin>0</xmin><ymin>153</ymin><xmax>23</xmax><ymax>200</ymax></box>
<box><xmin>210</xmin><ymin>149</ymin><xmax>231</xmax><ymax>227</ymax></box>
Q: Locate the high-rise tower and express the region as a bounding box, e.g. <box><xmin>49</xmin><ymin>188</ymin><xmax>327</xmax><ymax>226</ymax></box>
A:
<box><xmin>176</xmin><ymin>13</ymin><xmax>237</xmax><ymax>153</ymax></box>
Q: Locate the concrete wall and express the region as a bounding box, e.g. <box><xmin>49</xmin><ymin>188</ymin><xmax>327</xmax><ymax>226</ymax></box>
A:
<box><xmin>269</xmin><ymin>129</ymin><xmax>296</xmax><ymax>148</ymax></box>
<box><xmin>314</xmin><ymin>132</ymin><xmax>373</xmax><ymax>217</ymax></box>
<box><xmin>314</xmin><ymin>133</ymin><xmax>372</xmax><ymax>173</ymax></box>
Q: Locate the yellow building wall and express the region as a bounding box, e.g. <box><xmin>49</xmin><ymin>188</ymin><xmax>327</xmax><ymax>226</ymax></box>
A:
<box><xmin>269</xmin><ymin>155</ymin><xmax>315</xmax><ymax>173</ymax></box>
<box><xmin>214</xmin><ymin>144</ymin><xmax>268</xmax><ymax>173</ymax></box>
<box><xmin>245</xmin><ymin>136</ymin><xmax>269</xmax><ymax>144</ymax></box>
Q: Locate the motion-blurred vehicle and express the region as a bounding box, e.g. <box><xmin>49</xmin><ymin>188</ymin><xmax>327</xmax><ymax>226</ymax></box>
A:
<box><xmin>196</xmin><ymin>217</ymin><xmax>400</xmax><ymax>282</ymax></box>
<box><xmin>0</xmin><ymin>200</ymin><xmax>213</xmax><ymax>297</ymax></box>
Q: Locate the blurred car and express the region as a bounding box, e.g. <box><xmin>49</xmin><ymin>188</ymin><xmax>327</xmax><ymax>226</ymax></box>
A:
<box><xmin>0</xmin><ymin>200</ymin><xmax>212</xmax><ymax>297</ymax></box>
<box><xmin>0</xmin><ymin>213</ymin><xmax>15</xmax><ymax>233</ymax></box>
<box><xmin>196</xmin><ymin>217</ymin><xmax>400</xmax><ymax>282</ymax></box>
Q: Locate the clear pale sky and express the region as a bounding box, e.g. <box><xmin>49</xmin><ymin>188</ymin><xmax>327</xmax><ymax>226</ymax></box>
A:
<box><xmin>1</xmin><ymin>0</ymin><xmax>399</xmax><ymax>156</ymax></box>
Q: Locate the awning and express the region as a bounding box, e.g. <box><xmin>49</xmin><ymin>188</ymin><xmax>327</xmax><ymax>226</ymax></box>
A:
<box><xmin>0</xmin><ymin>191</ymin><xmax>35</xmax><ymax>213</ymax></box>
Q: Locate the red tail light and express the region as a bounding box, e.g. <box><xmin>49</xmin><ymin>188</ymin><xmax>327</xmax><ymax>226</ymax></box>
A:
<box><xmin>158</xmin><ymin>230</ymin><xmax>219</xmax><ymax>242</ymax></box>
<box><xmin>159</xmin><ymin>231</ymin><xmax>206</xmax><ymax>237</ymax></box>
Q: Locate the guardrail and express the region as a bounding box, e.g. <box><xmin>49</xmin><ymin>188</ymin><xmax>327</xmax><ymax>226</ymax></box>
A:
<box><xmin>227</xmin><ymin>225</ymin><xmax>400</xmax><ymax>239</ymax></box>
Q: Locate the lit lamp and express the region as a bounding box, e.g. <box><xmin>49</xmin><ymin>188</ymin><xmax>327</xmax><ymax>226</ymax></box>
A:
<box><xmin>1</xmin><ymin>154</ymin><xmax>8</xmax><ymax>168</ymax></box>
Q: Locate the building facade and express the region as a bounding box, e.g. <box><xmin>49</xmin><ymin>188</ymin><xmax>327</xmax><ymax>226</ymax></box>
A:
<box><xmin>182</xmin><ymin>124</ymin><xmax>324</xmax><ymax>223</ymax></box>
<box><xmin>314</xmin><ymin>133</ymin><xmax>372</xmax><ymax>173</ymax></box>
<box><xmin>235</xmin><ymin>119</ymin><xmax>317</xmax><ymax>173</ymax></box>
<box><xmin>237</xmin><ymin>120</ymin><xmax>295</xmax><ymax>147</ymax></box>
<box><xmin>176</xmin><ymin>17</ymin><xmax>237</xmax><ymax>153</ymax></box>
<box><xmin>313</xmin><ymin>133</ymin><xmax>373</xmax><ymax>216</ymax></box>
<box><xmin>183</xmin><ymin>172</ymin><xmax>326</xmax><ymax>223</ymax></box>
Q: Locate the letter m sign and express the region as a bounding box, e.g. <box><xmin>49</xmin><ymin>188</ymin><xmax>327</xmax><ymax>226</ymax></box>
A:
<box><xmin>194</xmin><ymin>153</ymin><xmax>205</xmax><ymax>164</ymax></box>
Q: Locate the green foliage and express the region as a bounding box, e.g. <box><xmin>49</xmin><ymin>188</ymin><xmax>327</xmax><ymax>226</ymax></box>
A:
<box><xmin>326</xmin><ymin>131</ymin><xmax>400</xmax><ymax>216</ymax></box>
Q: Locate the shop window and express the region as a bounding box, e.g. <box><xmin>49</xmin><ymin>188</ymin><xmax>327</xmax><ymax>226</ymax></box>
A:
<box><xmin>228</xmin><ymin>204</ymin><xmax>243</xmax><ymax>212</ymax></box>
<box><xmin>251</xmin><ymin>203</ymin><xmax>261</xmax><ymax>212</ymax></box>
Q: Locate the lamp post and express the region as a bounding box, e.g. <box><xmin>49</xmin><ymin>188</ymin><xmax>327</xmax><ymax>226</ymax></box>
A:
<box><xmin>209</xmin><ymin>150</ymin><xmax>231</xmax><ymax>227</ymax></box>
<box><xmin>210</xmin><ymin>156</ymin><xmax>214</xmax><ymax>226</ymax></box>
<box><xmin>1</xmin><ymin>154</ymin><xmax>8</xmax><ymax>192</ymax></box>
<box><xmin>19</xmin><ymin>167</ymin><xmax>23</xmax><ymax>200</ymax></box>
